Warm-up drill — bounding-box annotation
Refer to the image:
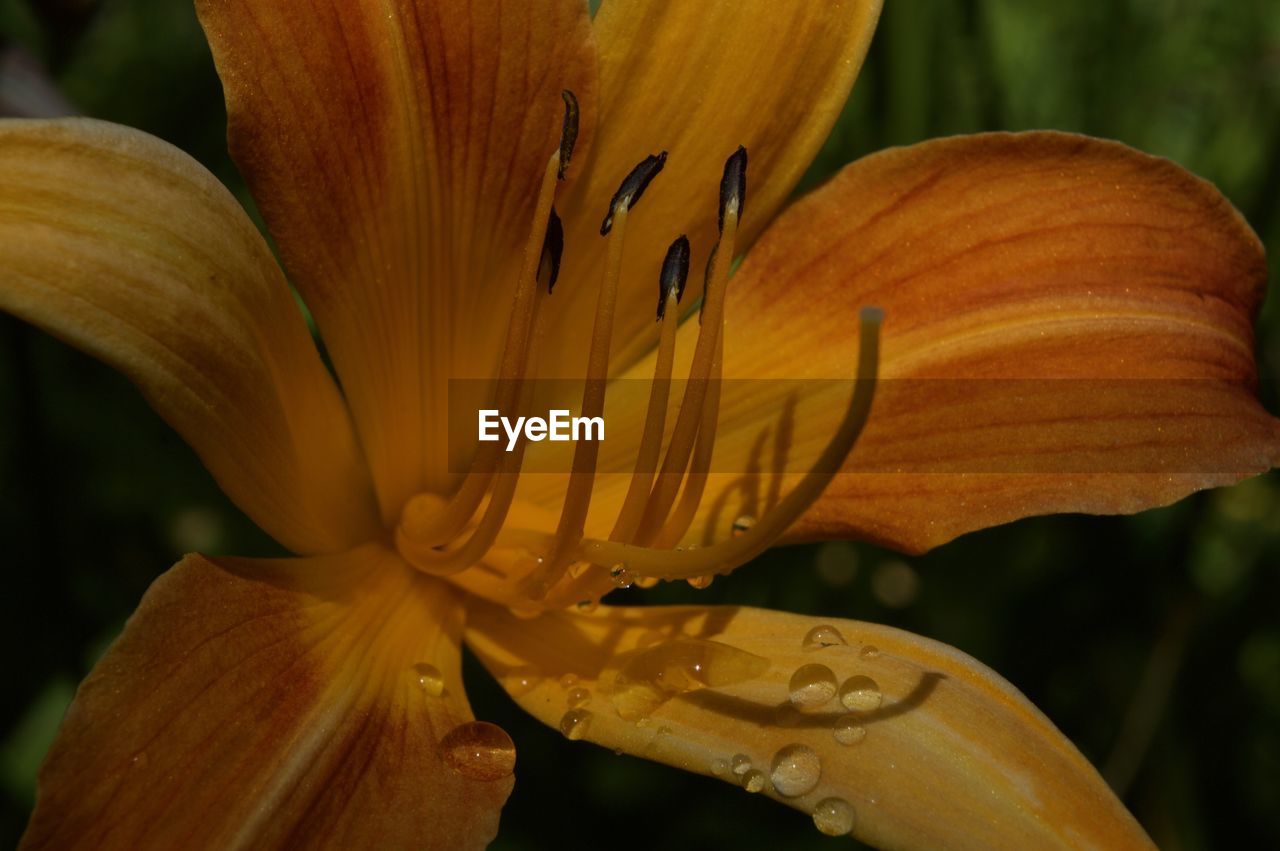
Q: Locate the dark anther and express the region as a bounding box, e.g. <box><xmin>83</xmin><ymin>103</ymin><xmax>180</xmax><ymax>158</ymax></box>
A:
<box><xmin>718</xmin><ymin>145</ymin><xmax>748</xmax><ymax>234</ymax></box>
<box><xmin>657</xmin><ymin>235</ymin><xmax>691</xmax><ymax>320</ymax></box>
<box><xmin>558</xmin><ymin>90</ymin><xmax>580</xmax><ymax>180</ymax></box>
<box><xmin>539</xmin><ymin>207</ymin><xmax>564</xmax><ymax>293</ymax></box>
<box><xmin>601</xmin><ymin>151</ymin><xmax>668</xmax><ymax>235</ymax></box>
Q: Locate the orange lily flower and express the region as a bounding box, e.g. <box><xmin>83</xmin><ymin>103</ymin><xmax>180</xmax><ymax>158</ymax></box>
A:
<box><xmin>3</xmin><ymin>1</ymin><xmax>1277</xmax><ymax>849</ymax></box>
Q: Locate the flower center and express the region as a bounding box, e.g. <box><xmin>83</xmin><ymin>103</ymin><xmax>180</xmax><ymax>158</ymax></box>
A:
<box><xmin>393</xmin><ymin>92</ymin><xmax>881</xmax><ymax>611</ymax></box>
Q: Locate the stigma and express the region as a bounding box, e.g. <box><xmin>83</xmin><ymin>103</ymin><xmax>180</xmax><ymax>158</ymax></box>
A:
<box><xmin>393</xmin><ymin>93</ymin><xmax>881</xmax><ymax>611</ymax></box>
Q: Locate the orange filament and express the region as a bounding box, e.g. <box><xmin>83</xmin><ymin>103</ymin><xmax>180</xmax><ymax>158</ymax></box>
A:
<box><xmin>653</xmin><ymin>321</ymin><xmax>723</xmax><ymax>549</ymax></box>
<box><xmin>522</xmin><ymin>203</ymin><xmax>631</xmax><ymax>595</ymax></box>
<box><xmin>398</xmin><ymin>150</ymin><xmax>563</xmax><ymax>550</ymax></box>
<box><xmin>396</xmin><ymin>286</ymin><xmax>550</xmax><ymax>575</ymax></box>
<box><xmin>398</xmin><ymin>143</ymin><xmax>669</xmax><ymax>605</ymax></box>
<box><xmin>608</xmin><ymin>287</ymin><xmax>681</xmax><ymax>543</ymax></box>
<box><xmin>631</xmin><ymin>205</ymin><xmax>738</xmax><ymax>545</ymax></box>
<box><xmin>394</xmin><ymin>143</ymin><xmax>884</xmax><ymax>612</ymax></box>
<box><xmin>552</xmin><ymin>315</ymin><xmax>721</xmax><ymax>607</ymax></box>
<box><xmin>573</xmin><ymin>307</ymin><xmax>882</xmax><ymax>580</ymax></box>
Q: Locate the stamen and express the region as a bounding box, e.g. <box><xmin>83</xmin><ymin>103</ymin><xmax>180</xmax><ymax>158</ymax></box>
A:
<box><xmin>550</xmin><ymin>149</ymin><xmax>745</xmax><ymax>605</ymax></box>
<box><xmin>557</xmin><ymin>90</ymin><xmax>580</xmax><ymax>180</ymax></box>
<box><xmin>541</xmin><ymin>207</ymin><xmax>564</xmax><ymax>293</ymax></box>
<box><xmin>608</xmin><ymin>236</ymin><xmax>689</xmax><ymax>544</ymax></box>
<box><xmin>397</xmin><ymin>295</ymin><xmax>551</xmax><ymax>575</ymax></box>
<box><xmin>653</xmin><ymin>319</ymin><xmax>722</xmax><ymax>548</ymax></box>
<box><xmin>631</xmin><ymin>150</ymin><xmax>742</xmax><ymax>544</ymax></box>
<box><xmin>526</xmin><ymin>153</ymin><xmax>669</xmax><ymax>595</ymax></box>
<box><xmin>523</xmin><ymin>206</ymin><xmax>630</xmax><ymax>594</ymax></box>
<box><xmin>718</xmin><ymin>145</ymin><xmax>747</xmax><ymax>235</ymax></box>
<box><xmin>656</xmin><ymin>235</ymin><xmax>690</xmax><ymax>321</ymax></box>
<box><xmin>600</xmin><ymin>152</ymin><xmax>667</xmax><ymax>235</ymax></box>
<box><xmin>699</xmin><ymin>243</ymin><xmax>717</xmax><ymax>325</ymax></box>
<box><xmin>574</xmin><ymin>307</ymin><xmax>883</xmax><ymax>579</ymax></box>
<box><xmin>397</xmin><ymin>98</ymin><xmax>575</xmax><ymax>550</ymax></box>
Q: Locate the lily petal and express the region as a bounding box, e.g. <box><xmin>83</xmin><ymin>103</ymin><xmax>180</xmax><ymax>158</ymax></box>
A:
<box><xmin>466</xmin><ymin>601</ymin><xmax>1154</xmax><ymax>851</ymax></box>
<box><xmin>545</xmin><ymin>0</ymin><xmax>882</xmax><ymax>376</ymax></box>
<box><xmin>645</xmin><ymin>131</ymin><xmax>1278</xmax><ymax>553</ymax></box>
<box><xmin>23</xmin><ymin>545</ymin><xmax>511</xmax><ymax>850</ymax></box>
<box><xmin>197</xmin><ymin>0</ymin><xmax>597</xmax><ymax>515</ymax></box>
<box><xmin>0</xmin><ymin>118</ymin><xmax>379</xmax><ymax>555</ymax></box>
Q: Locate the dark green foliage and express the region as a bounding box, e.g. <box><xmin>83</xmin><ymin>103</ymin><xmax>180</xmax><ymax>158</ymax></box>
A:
<box><xmin>0</xmin><ymin>0</ymin><xmax>1277</xmax><ymax>848</ymax></box>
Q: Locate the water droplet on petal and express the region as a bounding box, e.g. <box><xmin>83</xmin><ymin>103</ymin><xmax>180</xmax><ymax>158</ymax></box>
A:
<box><xmin>504</xmin><ymin>666</ymin><xmax>542</xmax><ymax>697</ymax></box>
<box><xmin>609</xmin><ymin>565</ymin><xmax>634</xmax><ymax>588</ymax></box>
<box><xmin>812</xmin><ymin>797</ymin><xmax>856</xmax><ymax>836</ymax></box>
<box><xmin>559</xmin><ymin>708</ymin><xmax>592</xmax><ymax>740</ymax></box>
<box><xmin>731</xmin><ymin>515</ymin><xmax>756</xmax><ymax>537</ymax></box>
<box><xmin>440</xmin><ymin>721</ymin><xmax>516</xmax><ymax>781</ymax></box>
<box><xmin>567</xmin><ymin>687</ymin><xmax>591</xmax><ymax>708</ymax></box>
<box><xmin>802</xmin><ymin>624</ymin><xmax>847</xmax><ymax>649</ymax></box>
<box><xmin>789</xmin><ymin>663</ymin><xmax>838</xmax><ymax>708</ymax></box>
<box><xmin>833</xmin><ymin>715</ymin><xmax>867</xmax><ymax>746</ymax></box>
<box><xmin>741</xmin><ymin>769</ymin><xmax>766</xmax><ymax>793</ymax></box>
<box><xmin>731</xmin><ymin>753</ymin><xmax>752</xmax><ymax>776</ymax></box>
<box><xmin>770</xmin><ymin>744</ymin><xmax>821</xmax><ymax>797</ymax></box>
<box><xmin>686</xmin><ymin>574</ymin><xmax>714</xmax><ymax>589</ymax></box>
<box><xmin>634</xmin><ymin>575</ymin><xmax>660</xmax><ymax>588</ymax></box>
<box><xmin>412</xmin><ymin>662</ymin><xmax>444</xmax><ymax>697</ymax></box>
<box><xmin>859</xmin><ymin>645</ymin><xmax>880</xmax><ymax>660</ymax></box>
<box><xmin>838</xmin><ymin>675</ymin><xmax>883</xmax><ymax>712</ymax></box>
<box><xmin>711</xmin><ymin>758</ymin><xmax>730</xmax><ymax>777</ymax></box>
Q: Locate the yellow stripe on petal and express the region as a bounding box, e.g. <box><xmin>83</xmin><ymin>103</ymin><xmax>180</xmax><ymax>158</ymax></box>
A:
<box><xmin>0</xmin><ymin>118</ymin><xmax>380</xmax><ymax>555</ymax></box>
<box><xmin>466</xmin><ymin>601</ymin><xmax>1155</xmax><ymax>851</ymax></box>
<box><xmin>23</xmin><ymin>546</ymin><xmax>510</xmax><ymax>850</ymax></box>
<box><xmin>197</xmin><ymin>0</ymin><xmax>597</xmax><ymax>517</ymax></box>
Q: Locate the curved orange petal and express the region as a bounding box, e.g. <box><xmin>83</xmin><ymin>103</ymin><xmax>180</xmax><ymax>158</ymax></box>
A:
<box><xmin>197</xmin><ymin>0</ymin><xmax>597</xmax><ymax>516</ymax></box>
<box><xmin>22</xmin><ymin>545</ymin><xmax>511</xmax><ymax>849</ymax></box>
<box><xmin>543</xmin><ymin>0</ymin><xmax>882</xmax><ymax>377</ymax></box>
<box><xmin>640</xmin><ymin>131</ymin><xmax>1277</xmax><ymax>553</ymax></box>
<box><xmin>466</xmin><ymin>600</ymin><xmax>1153</xmax><ymax>850</ymax></box>
<box><xmin>0</xmin><ymin>118</ymin><xmax>379</xmax><ymax>555</ymax></box>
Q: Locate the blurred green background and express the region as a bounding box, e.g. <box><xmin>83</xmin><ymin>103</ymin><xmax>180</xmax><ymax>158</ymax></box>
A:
<box><xmin>1</xmin><ymin>0</ymin><xmax>1278</xmax><ymax>848</ymax></box>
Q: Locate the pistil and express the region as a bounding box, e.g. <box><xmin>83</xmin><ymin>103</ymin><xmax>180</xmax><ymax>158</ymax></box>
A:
<box><xmin>574</xmin><ymin>307</ymin><xmax>882</xmax><ymax>579</ymax></box>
